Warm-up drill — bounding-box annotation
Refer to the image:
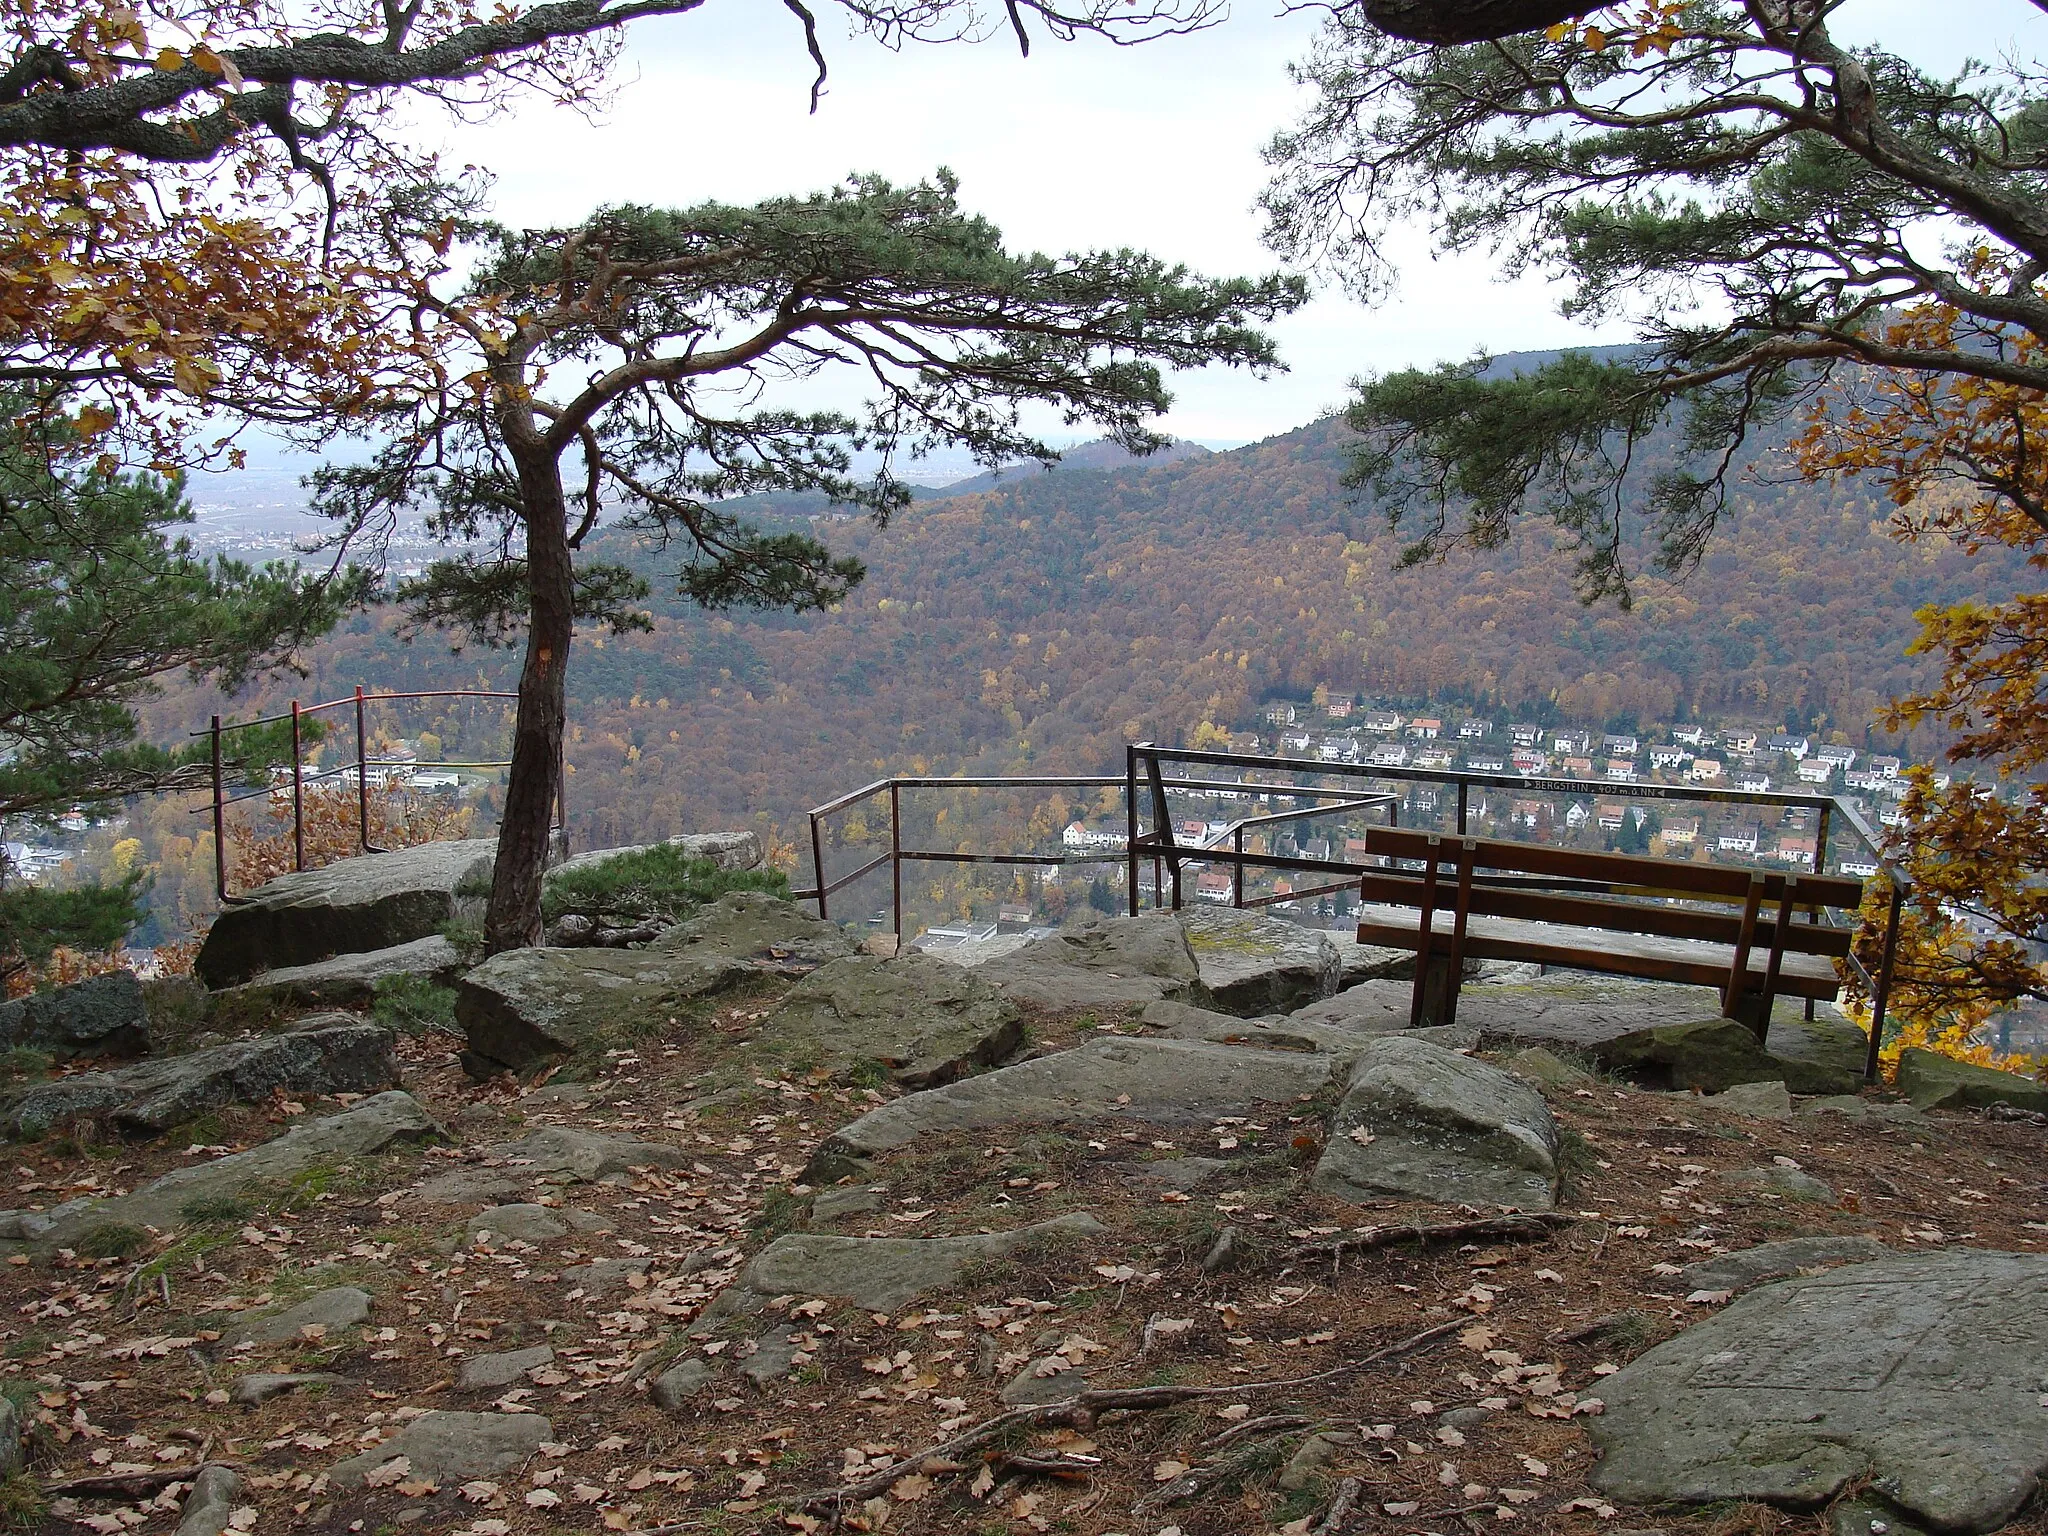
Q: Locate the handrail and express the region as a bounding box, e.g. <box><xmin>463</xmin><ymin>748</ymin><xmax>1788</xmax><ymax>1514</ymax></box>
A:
<box><xmin>196</xmin><ymin>685</ymin><xmax>553</xmax><ymax>904</ymax></box>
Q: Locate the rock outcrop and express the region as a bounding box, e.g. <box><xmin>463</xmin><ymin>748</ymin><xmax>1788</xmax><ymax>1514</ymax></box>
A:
<box><xmin>196</xmin><ymin>839</ymin><xmax>497</xmax><ymax>988</ymax></box>
<box><xmin>0</xmin><ymin>1015</ymin><xmax>397</xmax><ymax>1138</ymax></box>
<box><xmin>1593</xmin><ymin>1016</ymin><xmax>1860</xmax><ymax>1095</ymax></box>
<box><xmin>747</xmin><ymin>952</ymin><xmax>1022</xmax><ymax>1088</ymax></box>
<box><xmin>1312</xmin><ymin>1035</ymin><xmax>1561</xmax><ymax>1210</ymax></box>
<box><xmin>0</xmin><ymin>970</ymin><xmax>150</xmax><ymax>1059</ymax></box>
<box><xmin>1590</xmin><ymin>1249</ymin><xmax>2048</xmax><ymax>1532</ymax></box>
<box><xmin>825</xmin><ymin>1036</ymin><xmax>1333</xmax><ymax>1160</ymax></box>
<box><xmin>218</xmin><ymin>935</ymin><xmax>463</xmax><ymax>1011</ymax></box>
<box><xmin>1896</xmin><ymin>1047</ymin><xmax>2048</xmax><ymax>1113</ymax></box>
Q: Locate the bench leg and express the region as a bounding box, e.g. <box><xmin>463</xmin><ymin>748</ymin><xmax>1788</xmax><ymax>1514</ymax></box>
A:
<box><xmin>1407</xmin><ymin>842</ymin><xmax>1442</xmax><ymax>1030</ymax></box>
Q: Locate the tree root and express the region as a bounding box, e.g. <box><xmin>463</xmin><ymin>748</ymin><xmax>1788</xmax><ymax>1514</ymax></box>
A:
<box><xmin>1300</xmin><ymin>1212</ymin><xmax>1573</xmax><ymax>1273</ymax></box>
<box><xmin>801</xmin><ymin>1318</ymin><xmax>1462</xmax><ymax>1514</ymax></box>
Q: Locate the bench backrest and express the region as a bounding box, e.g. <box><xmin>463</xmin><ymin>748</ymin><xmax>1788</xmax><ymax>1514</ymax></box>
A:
<box><xmin>1358</xmin><ymin>827</ymin><xmax>1864</xmax><ymax>958</ymax></box>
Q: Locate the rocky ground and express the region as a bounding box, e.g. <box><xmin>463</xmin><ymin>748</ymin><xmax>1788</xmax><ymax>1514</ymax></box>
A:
<box><xmin>5</xmin><ymin>841</ymin><xmax>2048</xmax><ymax>1536</ymax></box>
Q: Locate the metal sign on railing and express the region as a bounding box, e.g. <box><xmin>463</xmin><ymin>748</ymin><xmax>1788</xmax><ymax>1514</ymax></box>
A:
<box><xmin>193</xmin><ymin>686</ymin><xmax>557</xmax><ymax>903</ymax></box>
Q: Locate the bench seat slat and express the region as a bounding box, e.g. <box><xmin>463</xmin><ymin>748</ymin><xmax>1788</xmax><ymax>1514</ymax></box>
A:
<box><xmin>1355</xmin><ymin>903</ymin><xmax>1844</xmax><ymax>1000</ymax></box>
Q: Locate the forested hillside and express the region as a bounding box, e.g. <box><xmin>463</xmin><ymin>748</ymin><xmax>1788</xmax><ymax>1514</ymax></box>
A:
<box><xmin>146</xmin><ymin>408</ymin><xmax>2030</xmax><ymax>872</ymax></box>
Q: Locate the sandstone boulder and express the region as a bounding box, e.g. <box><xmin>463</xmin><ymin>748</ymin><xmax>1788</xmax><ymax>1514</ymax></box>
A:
<box><xmin>1312</xmin><ymin>1035</ymin><xmax>1560</xmax><ymax>1210</ymax></box>
<box><xmin>218</xmin><ymin>935</ymin><xmax>463</xmax><ymax>1012</ymax></box>
<box><xmin>1178</xmin><ymin>906</ymin><xmax>1341</xmax><ymax>1016</ymax></box>
<box><xmin>1593</xmin><ymin>1017</ymin><xmax>1859</xmax><ymax>1095</ymax></box>
<box><xmin>0</xmin><ymin>970</ymin><xmax>149</xmax><ymax>1060</ymax></box>
<box><xmin>974</xmin><ymin>910</ymin><xmax>1199</xmax><ymax>1008</ymax></box>
<box><xmin>329</xmin><ymin>1410</ymin><xmax>552</xmax><ymax>1489</ymax></box>
<box><xmin>706</xmin><ymin>1213</ymin><xmax>1104</xmax><ymax>1318</ymax></box>
<box><xmin>826</xmin><ymin>1036</ymin><xmax>1333</xmax><ymax>1160</ymax></box>
<box><xmin>0</xmin><ymin>1017</ymin><xmax>397</xmax><ymax>1138</ymax></box>
<box><xmin>196</xmin><ymin>839</ymin><xmax>497</xmax><ymax>988</ymax></box>
<box><xmin>21</xmin><ymin>1091</ymin><xmax>443</xmax><ymax>1254</ymax></box>
<box><xmin>1896</xmin><ymin>1047</ymin><xmax>2048</xmax><ymax>1113</ymax></box>
<box><xmin>1679</xmin><ymin>1235</ymin><xmax>1892</xmax><ymax>1296</ymax></box>
<box><xmin>1590</xmin><ymin>1250</ymin><xmax>2048</xmax><ymax>1531</ymax></box>
<box><xmin>750</xmin><ymin>952</ymin><xmax>1022</xmax><ymax>1088</ymax></box>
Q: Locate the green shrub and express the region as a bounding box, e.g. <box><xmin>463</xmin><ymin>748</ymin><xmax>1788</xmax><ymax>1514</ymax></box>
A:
<box><xmin>179</xmin><ymin>1194</ymin><xmax>253</xmax><ymax>1225</ymax></box>
<box><xmin>540</xmin><ymin>845</ymin><xmax>788</xmax><ymax>927</ymax></box>
<box><xmin>74</xmin><ymin>1222</ymin><xmax>148</xmax><ymax>1260</ymax></box>
<box><xmin>0</xmin><ymin>1049</ymin><xmax>51</xmax><ymax>1079</ymax></box>
<box><xmin>372</xmin><ymin>974</ymin><xmax>460</xmax><ymax>1035</ymax></box>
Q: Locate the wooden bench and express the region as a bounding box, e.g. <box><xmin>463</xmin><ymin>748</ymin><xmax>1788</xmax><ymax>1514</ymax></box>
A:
<box><xmin>1351</xmin><ymin>827</ymin><xmax>1867</xmax><ymax>1035</ymax></box>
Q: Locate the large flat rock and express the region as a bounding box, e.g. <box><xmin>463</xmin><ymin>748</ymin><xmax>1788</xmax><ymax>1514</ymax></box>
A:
<box><xmin>219</xmin><ymin>935</ymin><xmax>463</xmax><ymax>1012</ymax></box>
<box><xmin>0</xmin><ymin>1016</ymin><xmax>397</xmax><ymax>1138</ymax></box>
<box><xmin>23</xmin><ymin>1091</ymin><xmax>444</xmax><ymax>1254</ymax></box>
<box><xmin>547</xmin><ymin>830</ymin><xmax>761</xmax><ymax>881</ymax></box>
<box><xmin>196</xmin><ymin>839</ymin><xmax>497</xmax><ymax>988</ymax></box>
<box><xmin>1312</xmin><ymin>1035</ymin><xmax>1559</xmax><ymax>1210</ymax></box>
<box><xmin>414</xmin><ymin>1127</ymin><xmax>691</xmax><ymax>1203</ymax></box>
<box><xmin>1590</xmin><ymin>1250</ymin><xmax>2048</xmax><ymax>1531</ymax></box>
<box><xmin>749</xmin><ymin>952</ymin><xmax>1022</xmax><ymax>1088</ymax></box>
<box><xmin>1680</xmin><ymin>1236</ymin><xmax>1893</xmax><ymax>1297</ymax></box>
<box><xmin>827</xmin><ymin>1036</ymin><xmax>1332</xmax><ymax>1158</ymax></box>
<box><xmin>0</xmin><ymin>971</ymin><xmax>149</xmax><ymax>1060</ymax></box>
<box><xmin>1594</xmin><ymin>1017</ymin><xmax>1860</xmax><ymax>1096</ymax></box>
<box><xmin>648</xmin><ymin>891</ymin><xmax>855</xmax><ymax>974</ymax></box>
<box><xmin>329</xmin><ymin>1410</ymin><xmax>553</xmax><ymax>1489</ymax></box>
<box><xmin>1179</xmin><ymin>907</ymin><xmax>1341</xmax><ymax>1016</ymax></box>
<box><xmin>974</xmin><ymin>911</ymin><xmax>1200</xmax><ymax>1009</ymax></box>
<box><xmin>456</xmin><ymin>945</ymin><xmax>729</xmax><ymax>1077</ymax></box>
<box><xmin>706</xmin><ymin>1213</ymin><xmax>1104</xmax><ymax>1318</ymax></box>
<box><xmin>1896</xmin><ymin>1047</ymin><xmax>2048</xmax><ymax>1113</ymax></box>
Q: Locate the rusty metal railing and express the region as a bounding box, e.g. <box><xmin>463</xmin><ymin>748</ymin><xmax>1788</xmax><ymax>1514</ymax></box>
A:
<box><xmin>193</xmin><ymin>686</ymin><xmax>560</xmax><ymax>903</ymax></box>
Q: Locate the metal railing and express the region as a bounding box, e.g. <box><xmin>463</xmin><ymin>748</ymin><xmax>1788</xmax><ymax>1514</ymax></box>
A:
<box><xmin>794</xmin><ymin>741</ymin><xmax>1909</xmax><ymax>1080</ymax></box>
<box><xmin>194</xmin><ymin>686</ymin><xmax>559</xmax><ymax>903</ymax></box>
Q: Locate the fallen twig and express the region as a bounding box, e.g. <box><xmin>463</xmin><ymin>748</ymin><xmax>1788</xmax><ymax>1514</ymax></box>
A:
<box><xmin>803</xmin><ymin>1318</ymin><xmax>1463</xmax><ymax>1512</ymax></box>
<box><xmin>1317</xmin><ymin>1474</ymin><xmax>1363</xmax><ymax>1534</ymax></box>
<box><xmin>1301</xmin><ymin>1212</ymin><xmax>1573</xmax><ymax>1267</ymax></box>
<box><xmin>986</xmin><ymin>1452</ymin><xmax>1096</xmax><ymax>1481</ymax></box>
<box><xmin>43</xmin><ymin>1461</ymin><xmax>239</xmax><ymax>1497</ymax></box>
<box><xmin>1201</xmin><ymin>1411</ymin><xmax>1310</xmax><ymax>1450</ymax></box>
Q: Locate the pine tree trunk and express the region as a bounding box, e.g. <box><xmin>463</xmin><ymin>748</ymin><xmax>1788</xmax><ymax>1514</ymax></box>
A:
<box><xmin>485</xmin><ymin>449</ymin><xmax>573</xmax><ymax>954</ymax></box>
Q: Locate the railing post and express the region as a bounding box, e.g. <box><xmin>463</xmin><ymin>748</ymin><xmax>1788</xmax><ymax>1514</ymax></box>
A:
<box><xmin>1125</xmin><ymin>743</ymin><xmax>1142</xmax><ymax>916</ymax></box>
<box><xmin>290</xmin><ymin>700</ymin><xmax>305</xmax><ymax>873</ymax></box>
<box><xmin>1233</xmin><ymin>826</ymin><xmax>1244</xmax><ymax>908</ymax></box>
<box><xmin>1865</xmin><ymin>881</ymin><xmax>1905</xmax><ymax>1083</ymax></box>
<box><xmin>811</xmin><ymin>810</ymin><xmax>829</xmax><ymax>921</ymax></box>
<box><xmin>890</xmin><ymin>781</ymin><xmax>903</xmax><ymax>942</ymax></box>
<box><xmin>354</xmin><ymin>686</ymin><xmax>372</xmax><ymax>854</ymax></box>
<box><xmin>1457</xmin><ymin>780</ymin><xmax>1468</xmax><ymax>837</ymax></box>
<box><xmin>210</xmin><ymin>714</ymin><xmax>228</xmax><ymax>903</ymax></box>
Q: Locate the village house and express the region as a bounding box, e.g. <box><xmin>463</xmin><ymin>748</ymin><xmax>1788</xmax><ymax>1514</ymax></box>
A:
<box><xmin>1415</xmin><ymin>747</ymin><xmax>1456</xmax><ymax>769</ymax></box>
<box><xmin>1467</xmin><ymin>753</ymin><xmax>1507</xmax><ymax>773</ymax></box>
<box><xmin>1795</xmin><ymin>757</ymin><xmax>1835</xmax><ymax>784</ymax></box>
<box><xmin>1648</xmin><ymin>744</ymin><xmax>1693</xmax><ymax>770</ymax></box>
<box><xmin>1774</xmin><ymin>833</ymin><xmax>1818</xmax><ymax>868</ymax></box>
<box><xmin>1602</xmin><ymin>733</ymin><xmax>1640</xmax><ymax>757</ymax></box>
<box><xmin>1554</xmin><ymin>728</ymin><xmax>1593</xmax><ymax>755</ymax></box>
<box><xmin>1361</xmin><ymin>710</ymin><xmax>1405</xmax><ymax>734</ymax></box>
<box><xmin>1737</xmin><ymin>774</ymin><xmax>1773</xmax><ymax>793</ymax></box>
<box><xmin>1265</xmin><ymin>702</ymin><xmax>1297</xmax><ymax>725</ymax></box>
<box><xmin>1457</xmin><ymin>719</ymin><xmax>1492</xmax><ymax>740</ymax></box>
<box><xmin>1564</xmin><ymin>801</ymin><xmax>1591</xmax><ymax>829</ymax></box>
<box><xmin>1596</xmin><ymin>802</ymin><xmax>1627</xmax><ymax>831</ymax></box>
<box><xmin>1662</xmin><ymin>816</ymin><xmax>1701</xmax><ymax>846</ymax></box>
<box><xmin>1817</xmin><ymin>743</ymin><xmax>1857</xmax><ymax>768</ymax></box>
<box><xmin>1513</xmin><ymin>799</ymin><xmax>1545</xmax><ymax>828</ymax></box>
<box><xmin>1562</xmin><ymin>756</ymin><xmax>1595</xmax><ymax>776</ymax></box>
<box><xmin>1194</xmin><ymin>870</ymin><xmax>1234</xmax><ymax>902</ymax></box>
<box><xmin>1718</xmin><ymin>823</ymin><xmax>1761</xmax><ymax>853</ymax></box>
<box><xmin>1407</xmin><ymin>716</ymin><xmax>1443</xmax><ymax>739</ymax></box>
<box><xmin>1511</xmin><ymin>749</ymin><xmax>1549</xmax><ymax>774</ymax></box>
<box><xmin>1605</xmin><ymin>760</ymin><xmax>1639</xmax><ymax>783</ymax></box>
<box><xmin>1721</xmin><ymin>728</ymin><xmax>1760</xmax><ymax>753</ymax></box>
<box><xmin>1509</xmin><ymin>723</ymin><xmax>1545</xmax><ymax>747</ymax></box>
<box><xmin>1280</xmin><ymin>730</ymin><xmax>1313</xmax><ymax>753</ymax></box>
<box><xmin>1324</xmin><ymin>698</ymin><xmax>1353</xmax><ymax>719</ymax></box>
<box><xmin>1871</xmin><ymin>755</ymin><xmax>1903</xmax><ymax>778</ymax></box>
<box><xmin>1767</xmin><ymin>733</ymin><xmax>1812</xmax><ymax>758</ymax></box>
<box><xmin>1673</xmin><ymin>725</ymin><xmax>1708</xmax><ymax>747</ymax></box>
<box><xmin>1063</xmin><ymin>822</ymin><xmax>1124</xmax><ymax>851</ymax></box>
<box><xmin>1688</xmin><ymin>758</ymin><xmax>1726</xmax><ymax>782</ymax></box>
<box><xmin>1368</xmin><ymin>742</ymin><xmax>1411</xmax><ymax>767</ymax></box>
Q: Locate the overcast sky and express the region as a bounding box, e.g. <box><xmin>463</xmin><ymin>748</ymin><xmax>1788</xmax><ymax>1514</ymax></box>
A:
<box><xmin>418</xmin><ymin>0</ymin><xmax>2038</xmax><ymax>447</ymax></box>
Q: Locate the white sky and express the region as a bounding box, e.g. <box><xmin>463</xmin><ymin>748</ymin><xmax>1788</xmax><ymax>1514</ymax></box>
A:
<box><xmin>421</xmin><ymin>0</ymin><xmax>2035</xmax><ymax>445</ymax></box>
